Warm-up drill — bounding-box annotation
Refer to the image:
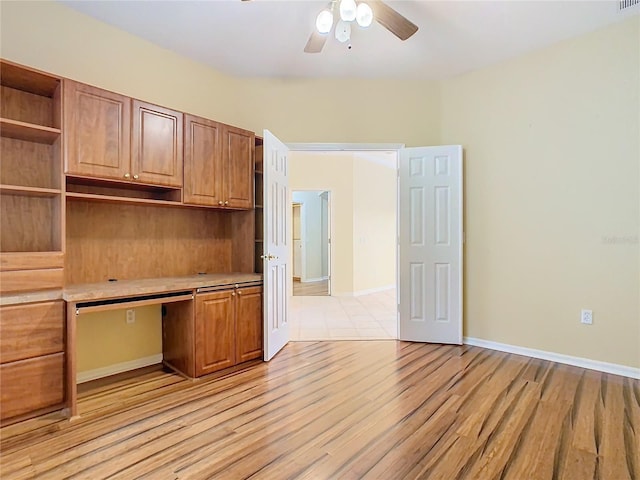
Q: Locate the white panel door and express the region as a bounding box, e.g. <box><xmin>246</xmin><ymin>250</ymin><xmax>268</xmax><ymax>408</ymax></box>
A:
<box><xmin>263</xmin><ymin>130</ymin><xmax>290</xmax><ymax>360</ymax></box>
<box><xmin>399</xmin><ymin>146</ymin><xmax>463</xmax><ymax>344</ymax></box>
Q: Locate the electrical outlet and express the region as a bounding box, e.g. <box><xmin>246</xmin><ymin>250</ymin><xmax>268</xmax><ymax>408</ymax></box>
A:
<box><xmin>581</xmin><ymin>309</ymin><xmax>593</xmax><ymax>325</ymax></box>
<box><xmin>126</xmin><ymin>309</ymin><xmax>136</xmax><ymax>324</ymax></box>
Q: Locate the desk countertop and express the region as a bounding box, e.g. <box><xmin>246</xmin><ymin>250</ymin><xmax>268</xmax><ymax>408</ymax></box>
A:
<box><xmin>0</xmin><ymin>273</ymin><xmax>263</xmax><ymax>306</ymax></box>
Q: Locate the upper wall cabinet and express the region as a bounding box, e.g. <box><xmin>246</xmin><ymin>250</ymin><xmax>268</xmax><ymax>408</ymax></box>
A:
<box><xmin>222</xmin><ymin>125</ymin><xmax>254</xmax><ymax>209</ymax></box>
<box><xmin>64</xmin><ymin>81</ymin><xmax>183</xmax><ymax>188</ymax></box>
<box><xmin>183</xmin><ymin>114</ymin><xmax>223</xmax><ymax>206</ymax></box>
<box><xmin>184</xmin><ymin>115</ymin><xmax>253</xmax><ymax>210</ymax></box>
<box><xmin>64</xmin><ymin>81</ymin><xmax>131</xmax><ymax>181</ymax></box>
<box><xmin>132</xmin><ymin>100</ymin><xmax>183</xmax><ymax>188</ymax></box>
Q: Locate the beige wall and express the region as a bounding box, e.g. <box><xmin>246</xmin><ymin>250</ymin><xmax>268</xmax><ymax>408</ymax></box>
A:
<box><xmin>237</xmin><ymin>77</ymin><xmax>441</xmax><ymax>145</ymax></box>
<box><xmin>76</xmin><ymin>306</ymin><xmax>161</xmax><ymax>374</ymax></box>
<box><xmin>290</xmin><ymin>152</ymin><xmax>354</xmax><ymax>295</ymax></box>
<box><xmin>440</xmin><ymin>17</ymin><xmax>640</xmax><ymax>368</ymax></box>
<box><xmin>352</xmin><ymin>157</ymin><xmax>397</xmax><ymax>293</ymax></box>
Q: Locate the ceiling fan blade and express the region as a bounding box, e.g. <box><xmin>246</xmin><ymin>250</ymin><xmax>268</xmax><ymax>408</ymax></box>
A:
<box><xmin>304</xmin><ymin>31</ymin><xmax>328</xmax><ymax>53</ymax></box>
<box><xmin>369</xmin><ymin>0</ymin><xmax>418</xmax><ymax>41</ymax></box>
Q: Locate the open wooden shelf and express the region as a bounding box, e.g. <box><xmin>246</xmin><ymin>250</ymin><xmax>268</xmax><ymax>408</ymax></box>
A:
<box><xmin>0</xmin><ymin>61</ymin><xmax>60</xmax><ymax>97</ymax></box>
<box><xmin>0</xmin><ymin>118</ymin><xmax>60</xmax><ymax>144</ymax></box>
<box><xmin>65</xmin><ymin>192</ymin><xmax>183</xmax><ymax>208</ymax></box>
<box><xmin>0</xmin><ymin>184</ymin><xmax>61</xmax><ymax>198</ymax></box>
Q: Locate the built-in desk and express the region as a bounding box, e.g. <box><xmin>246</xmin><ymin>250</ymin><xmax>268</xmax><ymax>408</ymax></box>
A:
<box><xmin>63</xmin><ymin>273</ymin><xmax>263</xmax><ymax>417</ymax></box>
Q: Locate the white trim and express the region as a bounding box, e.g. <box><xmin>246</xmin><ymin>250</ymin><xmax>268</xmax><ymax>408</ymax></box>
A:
<box><xmin>302</xmin><ymin>277</ymin><xmax>326</xmax><ymax>283</ymax></box>
<box><xmin>287</xmin><ymin>142</ymin><xmax>405</xmax><ymax>151</ymax></box>
<box><xmin>76</xmin><ymin>354</ymin><xmax>163</xmax><ymax>384</ymax></box>
<box><xmin>464</xmin><ymin>337</ymin><xmax>640</xmax><ymax>379</ymax></box>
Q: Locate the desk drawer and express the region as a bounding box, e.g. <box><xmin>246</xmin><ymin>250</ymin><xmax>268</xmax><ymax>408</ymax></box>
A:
<box><xmin>0</xmin><ymin>301</ymin><xmax>64</xmax><ymax>363</ymax></box>
<box><xmin>0</xmin><ymin>353</ymin><xmax>65</xmax><ymax>421</ymax></box>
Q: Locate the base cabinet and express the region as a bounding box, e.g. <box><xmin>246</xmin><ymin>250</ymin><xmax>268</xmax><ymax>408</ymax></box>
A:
<box><xmin>0</xmin><ymin>300</ymin><xmax>66</xmax><ymax>423</ymax></box>
<box><xmin>195</xmin><ymin>286</ymin><xmax>262</xmax><ymax>377</ymax></box>
<box><xmin>236</xmin><ymin>287</ymin><xmax>263</xmax><ymax>363</ymax></box>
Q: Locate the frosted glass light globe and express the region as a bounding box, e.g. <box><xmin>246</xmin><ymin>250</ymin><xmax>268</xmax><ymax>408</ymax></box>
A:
<box><xmin>356</xmin><ymin>2</ymin><xmax>373</xmax><ymax>27</ymax></box>
<box><xmin>339</xmin><ymin>0</ymin><xmax>357</xmax><ymax>22</ymax></box>
<box><xmin>335</xmin><ymin>19</ymin><xmax>351</xmax><ymax>43</ymax></box>
<box><xmin>316</xmin><ymin>10</ymin><xmax>334</xmax><ymax>34</ymax></box>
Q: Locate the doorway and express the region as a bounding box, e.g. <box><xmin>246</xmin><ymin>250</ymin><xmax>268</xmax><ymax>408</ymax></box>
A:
<box><xmin>292</xmin><ymin>190</ymin><xmax>330</xmax><ymax>297</ymax></box>
<box><xmin>288</xmin><ymin>150</ymin><xmax>399</xmax><ymax>341</ymax></box>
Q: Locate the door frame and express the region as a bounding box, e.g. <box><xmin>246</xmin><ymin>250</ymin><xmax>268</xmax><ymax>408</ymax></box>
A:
<box><xmin>290</xmin><ymin>189</ymin><xmax>333</xmax><ymax>296</ymax></box>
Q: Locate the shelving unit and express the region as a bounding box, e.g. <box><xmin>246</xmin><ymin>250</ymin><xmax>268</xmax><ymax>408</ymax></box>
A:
<box><xmin>0</xmin><ymin>60</ymin><xmax>64</xmax><ymax>293</ymax></box>
<box><xmin>254</xmin><ymin>138</ymin><xmax>264</xmax><ymax>274</ymax></box>
<box><xmin>0</xmin><ymin>61</ymin><xmax>66</xmax><ymax>425</ymax></box>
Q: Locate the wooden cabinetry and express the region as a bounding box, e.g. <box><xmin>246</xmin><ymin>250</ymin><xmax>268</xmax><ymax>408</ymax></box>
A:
<box><xmin>235</xmin><ymin>286</ymin><xmax>263</xmax><ymax>363</ymax></box>
<box><xmin>63</xmin><ymin>81</ymin><xmax>131</xmax><ymax>181</ymax></box>
<box><xmin>0</xmin><ymin>60</ymin><xmax>64</xmax><ymax>293</ymax></box>
<box><xmin>195</xmin><ymin>285</ymin><xmax>262</xmax><ymax>376</ymax></box>
<box><xmin>132</xmin><ymin>100</ymin><xmax>183</xmax><ymax>187</ymax></box>
<box><xmin>0</xmin><ymin>300</ymin><xmax>65</xmax><ymax>423</ymax></box>
<box><xmin>223</xmin><ymin>125</ymin><xmax>254</xmax><ymax>209</ymax></box>
<box><xmin>184</xmin><ymin>115</ymin><xmax>254</xmax><ymax>210</ymax></box>
<box><xmin>64</xmin><ymin>81</ymin><xmax>183</xmax><ymax>188</ymax></box>
<box><xmin>195</xmin><ymin>290</ymin><xmax>235</xmax><ymax>376</ymax></box>
<box><xmin>183</xmin><ymin>114</ymin><xmax>223</xmax><ymax>206</ymax></box>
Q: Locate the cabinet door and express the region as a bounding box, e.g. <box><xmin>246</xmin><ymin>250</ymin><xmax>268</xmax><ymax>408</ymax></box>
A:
<box><xmin>64</xmin><ymin>80</ymin><xmax>131</xmax><ymax>181</ymax></box>
<box><xmin>131</xmin><ymin>100</ymin><xmax>183</xmax><ymax>187</ymax></box>
<box><xmin>236</xmin><ymin>286</ymin><xmax>263</xmax><ymax>363</ymax></box>
<box><xmin>183</xmin><ymin>114</ymin><xmax>224</xmax><ymax>206</ymax></box>
<box><xmin>223</xmin><ymin>125</ymin><xmax>254</xmax><ymax>209</ymax></box>
<box><xmin>195</xmin><ymin>291</ymin><xmax>235</xmax><ymax>376</ymax></box>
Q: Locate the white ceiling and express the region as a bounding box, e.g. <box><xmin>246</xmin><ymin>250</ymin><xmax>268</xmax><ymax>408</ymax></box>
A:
<box><xmin>60</xmin><ymin>0</ymin><xmax>638</xmax><ymax>79</ymax></box>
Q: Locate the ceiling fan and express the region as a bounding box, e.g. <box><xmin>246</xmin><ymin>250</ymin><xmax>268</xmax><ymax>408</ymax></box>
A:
<box><xmin>241</xmin><ymin>0</ymin><xmax>418</xmax><ymax>54</ymax></box>
<box><xmin>304</xmin><ymin>0</ymin><xmax>419</xmax><ymax>53</ymax></box>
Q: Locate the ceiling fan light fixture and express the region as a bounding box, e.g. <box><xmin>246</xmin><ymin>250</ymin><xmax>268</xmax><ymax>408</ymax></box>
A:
<box><xmin>335</xmin><ymin>19</ymin><xmax>351</xmax><ymax>43</ymax></box>
<box><xmin>339</xmin><ymin>0</ymin><xmax>357</xmax><ymax>22</ymax></box>
<box><xmin>316</xmin><ymin>9</ymin><xmax>334</xmax><ymax>34</ymax></box>
<box><xmin>355</xmin><ymin>2</ymin><xmax>373</xmax><ymax>27</ymax></box>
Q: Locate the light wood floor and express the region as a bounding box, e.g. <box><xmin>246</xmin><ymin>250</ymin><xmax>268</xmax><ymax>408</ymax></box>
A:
<box><xmin>1</xmin><ymin>341</ymin><xmax>639</xmax><ymax>479</ymax></box>
<box><xmin>293</xmin><ymin>278</ymin><xmax>329</xmax><ymax>296</ymax></box>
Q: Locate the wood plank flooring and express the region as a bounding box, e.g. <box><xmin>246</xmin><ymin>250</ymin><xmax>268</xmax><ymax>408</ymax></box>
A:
<box><xmin>1</xmin><ymin>341</ymin><xmax>639</xmax><ymax>480</ymax></box>
<box><xmin>293</xmin><ymin>279</ymin><xmax>329</xmax><ymax>296</ymax></box>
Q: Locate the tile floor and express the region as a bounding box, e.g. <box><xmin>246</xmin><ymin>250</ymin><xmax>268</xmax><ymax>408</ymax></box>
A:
<box><xmin>289</xmin><ymin>288</ymin><xmax>398</xmax><ymax>340</ymax></box>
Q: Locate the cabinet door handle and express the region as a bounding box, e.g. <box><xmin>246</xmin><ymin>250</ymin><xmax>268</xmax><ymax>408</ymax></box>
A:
<box><xmin>218</xmin><ymin>201</ymin><xmax>224</xmax><ymax>205</ymax></box>
<box><xmin>224</xmin><ymin>201</ymin><xmax>229</xmax><ymax>206</ymax></box>
<box><xmin>231</xmin><ymin>292</ymin><xmax>236</xmax><ymax>296</ymax></box>
<box><xmin>133</xmin><ymin>174</ymin><xmax>139</xmax><ymax>180</ymax></box>
<box><xmin>124</xmin><ymin>173</ymin><xmax>131</xmax><ymax>179</ymax></box>
<box><xmin>238</xmin><ymin>291</ymin><xmax>242</xmax><ymax>295</ymax></box>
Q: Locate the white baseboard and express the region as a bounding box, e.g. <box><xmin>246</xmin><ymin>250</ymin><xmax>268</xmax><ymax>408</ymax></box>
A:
<box><xmin>464</xmin><ymin>337</ymin><xmax>640</xmax><ymax>379</ymax></box>
<box><xmin>301</xmin><ymin>277</ymin><xmax>326</xmax><ymax>283</ymax></box>
<box><xmin>76</xmin><ymin>354</ymin><xmax>163</xmax><ymax>384</ymax></box>
<box><xmin>333</xmin><ymin>285</ymin><xmax>396</xmax><ymax>297</ymax></box>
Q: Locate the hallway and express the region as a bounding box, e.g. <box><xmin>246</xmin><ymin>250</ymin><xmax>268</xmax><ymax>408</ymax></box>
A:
<box><xmin>289</xmin><ymin>288</ymin><xmax>397</xmax><ymax>340</ymax></box>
